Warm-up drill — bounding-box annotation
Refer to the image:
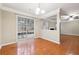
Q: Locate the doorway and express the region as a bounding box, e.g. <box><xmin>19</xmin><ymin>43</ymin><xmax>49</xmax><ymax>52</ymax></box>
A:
<box><xmin>16</xmin><ymin>15</ymin><xmax>35</xmax><ymax>55</ymax></box>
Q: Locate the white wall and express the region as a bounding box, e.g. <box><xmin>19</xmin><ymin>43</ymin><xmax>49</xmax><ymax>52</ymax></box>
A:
<box><xmin>0</xmin><ymin>9</ymin><xmax>2</xmax><ymax>46</ymax></box>
<box><xmin>41</xmin><ymin>30</ymin><xmax>59</xmax><ymax>43</ymax></box>
<box><xmin>40</xmin><ymin>9</ymin><xmax>60</xmax><ymax>44</ymax></box>
<box><xmin>39</xmin><ymin>19</ymin><xmax>59</xmax><ymax>43</ymax></box>
<box><xmin>61</xmin><ymin>20</ymin><xmax>79</xmax><ymax>36</ymax></box>
<box><xmin>2</xmin><ymin>10</ymin><xmax>16</xmax><ymax>44</ymax></box>
<box><xmin>38</xmin><ymin>9</ymin><xmax>61</xmax><ymax>44</ymax></box>
<box><xmin>34</xmin><ymin>18</ymin><xmax>42</xmax><ymax>38</ymax></box>
<box><xmin>40</xmin><ymin>20</ymin><xmax>60</xmax><ymax>43</ymax></box>
<box><xmin>0</xmin><ymin>3</ymin><xmax>2</xmax><ymax>47</ymax></box>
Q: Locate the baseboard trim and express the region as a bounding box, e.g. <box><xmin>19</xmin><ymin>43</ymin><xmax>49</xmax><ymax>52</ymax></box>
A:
<box><xmin>61</xmin><ymin>34</ymin><xmax>79</xmax><ymax>36</ymax></box>
<box><xmin>1</xmin><ymin>37</ymin><xmax>60</xmax><ymax>47</ymax></box>
<box><xmin>43</xmin><ymin>38</ymin><xmax>60</xmax><ymax>44</ymax></box>
<box><xmin>1</xmin><ymin>42</ymin><xmax>16</xmax><ymax>47</ymax></box>
<box><xmin>0</xmin><ymin>46</ymin><xmax>2</xmax><ymax>49</ymax></box>
<box><xmin>36</xmin><ymin>37</ymin><xmax>60</xmax><ymax>44</ymax></box>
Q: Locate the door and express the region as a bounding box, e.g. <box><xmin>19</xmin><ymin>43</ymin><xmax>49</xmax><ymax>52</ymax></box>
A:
<box><xmin>16</xmin><ymin>15</ymin><xmax>34</xmax><ymax>55</ymax></box>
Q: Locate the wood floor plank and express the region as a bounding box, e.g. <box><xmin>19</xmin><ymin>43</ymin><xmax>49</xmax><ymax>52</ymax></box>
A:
<box><xmin>0</xmin><ymin>35</ymin><xmax>79</xmax><ymax>55</ymax></box>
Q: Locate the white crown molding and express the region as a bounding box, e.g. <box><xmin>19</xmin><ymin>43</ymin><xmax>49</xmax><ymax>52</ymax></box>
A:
<box><xmin>0</xmin><ymin>5</ymin><xmax>36</xmax><ymax>18</ymax></box>
<box><xmin>0</xmin><ymin>4</ymin><xmax>60</xmax><ymax>19</ymax></box>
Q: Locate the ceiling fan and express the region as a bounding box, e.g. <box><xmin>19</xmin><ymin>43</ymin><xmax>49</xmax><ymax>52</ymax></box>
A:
<box><xmin>61</xmin><ymin>14</ymin><xmax>79</xmax><ymax>21</ymax></box>
<box><xmin>35</xmin><ymin>3</ymin><xmax>45</xmax><ymax>15</ymax></box>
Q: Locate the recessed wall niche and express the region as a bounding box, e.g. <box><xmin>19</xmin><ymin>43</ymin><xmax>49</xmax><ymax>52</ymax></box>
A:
<box><xmin>43</xmin><ymin>15</ymin><xmax>57</xmax><ymax>30</ymax></box>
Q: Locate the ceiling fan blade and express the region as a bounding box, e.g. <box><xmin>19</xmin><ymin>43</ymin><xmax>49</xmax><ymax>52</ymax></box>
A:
<box><xmin>61</xmin><ymin>16</ymin><xmax>69</xmax><ymax>19</ymax></box>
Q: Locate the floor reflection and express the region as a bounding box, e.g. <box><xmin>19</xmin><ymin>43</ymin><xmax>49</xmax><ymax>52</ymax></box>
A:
<box><xmin>17</xmin><ymin>38</ymin><xmax>35</xmax><ymax>55</ymax></box>
<box><xmin>1</xmin><ymin>35</ymin><xmax>79</xmax><ymax>55</ymax></box>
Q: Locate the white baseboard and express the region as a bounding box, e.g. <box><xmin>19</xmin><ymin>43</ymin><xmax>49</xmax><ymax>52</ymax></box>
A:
<box><xmin>40</xmin><ymin>37</ymin><xmax>60</xmax><ymax>44</ymax></box>
<box><xmin>0</xmin><ymin>46</ymin><xmax>2</xmax><ymax>49</ymax></box>
<box><xmin>47</xmin><ymin>39</ymin><xmax>60</xmax><ymax>44</ymax></box>
<box><xmin>1</xmin><ymin>42</ymin><xmax>16</xmax><ymax>47</ymax></box>
<box><xmin>61</xmin><ymin>33</ymin><xmax>79</xmax><ymax>36</ymax></box>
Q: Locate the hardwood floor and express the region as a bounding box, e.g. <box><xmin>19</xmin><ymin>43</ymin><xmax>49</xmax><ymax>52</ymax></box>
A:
<box><xmin>0</xmin><ymin>48</ymin><xmax>1</xmax><ymax>54</ymax></box>
<box><xmin>60</xmin><ymin>35</ymin><xmax>79</xmax><ymax>55</ymax></box>
<box><xmin>0</xmin><ymin>35</ymin><xmax>79</xmax><ymax>55</ymax></box>
<box><xmin>35</xmin><ymin>38</ymin><xmax>60</xmax><ymax>55</ymax></box>
<box><xmin>1</xmin><ymin>44</ymin><xmax>17</xmax><ymax>55</ymax></box>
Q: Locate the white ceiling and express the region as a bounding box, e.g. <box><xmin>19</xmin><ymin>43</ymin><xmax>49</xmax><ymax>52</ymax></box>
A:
<box><xmin>2</xmin><ymin>3</ymin><xmax>79</xmax><ymax>16</ymax></box>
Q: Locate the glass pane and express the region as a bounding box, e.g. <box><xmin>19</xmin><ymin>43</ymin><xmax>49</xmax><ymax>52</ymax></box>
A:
<box><xmin>17</xmin><ymin>16</ymin><xmax>34</xmax><ymax>55</ymax></box>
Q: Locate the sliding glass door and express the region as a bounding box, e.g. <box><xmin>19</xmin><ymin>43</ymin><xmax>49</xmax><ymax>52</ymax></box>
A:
<box><xmin>16</xmin><ymin>15</ymin><xmax>34</xmax><ymax>55</ymax></box>
<box><xmin>17</xmin><ymin>16</ymin><xmax>34</xmax><ymax>41</ymax></box>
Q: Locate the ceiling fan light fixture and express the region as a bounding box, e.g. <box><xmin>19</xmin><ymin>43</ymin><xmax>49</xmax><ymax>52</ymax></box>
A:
<box><xmin>35</xmin><ymin>7</ymin><xmax>40</xmax><ymax>15</ymax></box>
<box><xmin>41</xmin><ymin>10</ymin><xmax>45</xmax><ymax>14</ymax></box>
<box><xmin>69</xmin><ymin>18</ymin><xmax>73</xmax><ymax>21</ymax></box>
<box><xmin>35</xmin><ymin>10</ymin><xmax>39</xmax><ymax>15</ymax></box>
<box><xmin>36</xmin><ymin>7</ymin><xmax>40</xmax><ymax>12</ymax></box>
